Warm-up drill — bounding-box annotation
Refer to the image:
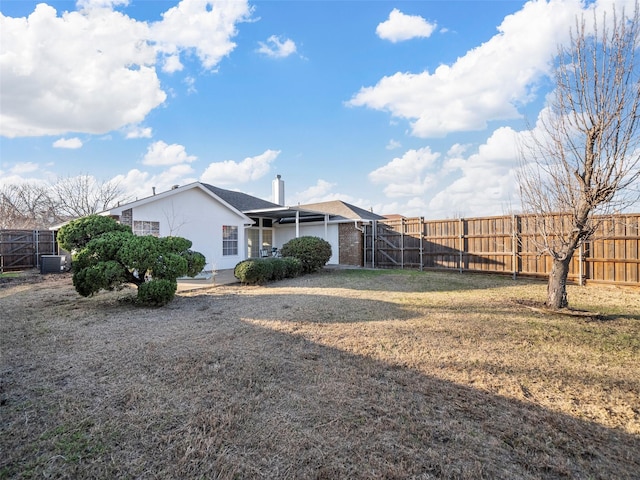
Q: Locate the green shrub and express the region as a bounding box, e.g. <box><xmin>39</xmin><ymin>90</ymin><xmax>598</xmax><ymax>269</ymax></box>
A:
<box><xmin>58</xmin><ymin>215</ymin><xmax>205</xmax><ymax>306</ymax></box>
<box><xmin>280</xmin><ymin>236</ymin><xmax>332</xmax><ymax>273</ymax></box>
<box><xmin>264</xmin><ymin>257</ymin><xmax>286</xmax><ymax>280</ymax></box>
<box><xmin>234</xmin><ymin>257</ymin><xmax>303</xmax><ymax>284</ymax></box>
<box><xmin>281</xmin><ymin>256</ymin><xmax>303</xmax><ymax>278</ymax></box>
<box><xmin>137</xmin><ymin>279</ymin><xmax>177</xmax><ymax>306</ymax></box>
<box><xmin>234</xmin><ymin>259</ymin><xmax>271</xmax><ymax>284</ymax></box>
<box><xmin>57</xmin><ymin>214</ymin><xmax>131</xmax><ymax>252</ymax></box>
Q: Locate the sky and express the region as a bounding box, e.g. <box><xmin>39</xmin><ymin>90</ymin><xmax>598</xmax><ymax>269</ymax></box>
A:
<box><xmin>0</xmin><ymin>0</ymin><xmax>635</xmax><ymax>219</ymax></box>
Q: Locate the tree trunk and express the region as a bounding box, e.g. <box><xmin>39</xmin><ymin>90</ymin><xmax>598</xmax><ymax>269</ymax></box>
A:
<box><xmin>546</xmin><ymin>255</ymin><xmax>573</xmax><ymax>309</ymax></box>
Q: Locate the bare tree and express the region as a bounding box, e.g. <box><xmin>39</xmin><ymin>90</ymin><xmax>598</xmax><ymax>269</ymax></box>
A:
<box><xmin>518</xmin><ymin>5</ymin><xmax>640</xmax><ymax>309</ymax></box>
<box><xmin>51</xmin><ymin>174</ymin><xmax>130</xmax><ymax>218</ymax></box>
<box><xmin>0</xmin><ymin>183</ymin><xmax>58</xmax><ymax>229</ymax></box>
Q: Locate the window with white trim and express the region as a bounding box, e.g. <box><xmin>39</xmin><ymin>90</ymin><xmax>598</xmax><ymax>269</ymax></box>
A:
<box><xmin>223</xmin><ymin>225</ymin><xmax>238</xmax><ymax>256</ymax></box>
<box><xmin>133</xmin><ymin>220</ymin><xmax>160</xmax><ymax>237</ymax></box>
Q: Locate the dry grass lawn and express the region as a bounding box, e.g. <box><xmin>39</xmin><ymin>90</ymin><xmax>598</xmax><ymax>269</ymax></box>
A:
<box><xmin>1</xmin><ymin>268</ymin><xmax>639</xmax><ymax>479</ymax></box>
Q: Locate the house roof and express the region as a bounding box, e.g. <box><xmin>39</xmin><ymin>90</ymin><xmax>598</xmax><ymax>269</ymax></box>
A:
<box><xmin>297</xmin><ymin>200</ymin><xmax>385</xmax><ymax>221</ymax></box>
<box><xmin>99</xmin><ymin>182</ymin><xmax>253</xmax><ymax>223</ymax></box>
<box><xmin>201</xmin><ymin>184</ymin><xmax>282</xmax><ymax>211</ymax></box>
<box><xmin>91</xmin><ymin>182</ymin><xmax>383</xmax><ymax>226</ymax></box>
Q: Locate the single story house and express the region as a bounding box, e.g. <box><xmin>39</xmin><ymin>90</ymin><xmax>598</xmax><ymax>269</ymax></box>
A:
<box><xmin>99</xmin><ymin>176</ymin><xmax>384</xmax><ymax>272</ymax></box>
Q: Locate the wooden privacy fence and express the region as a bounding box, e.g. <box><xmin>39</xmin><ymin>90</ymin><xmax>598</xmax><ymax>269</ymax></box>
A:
<box><xmin>363</xmin><ymin>213</ymin><xmax>640</xmax><ymax>287</ymax></box>
<box><xmin>0</xmin><ymin>230</ymin><xmax>58</xmax><ymax>273</ymax></box>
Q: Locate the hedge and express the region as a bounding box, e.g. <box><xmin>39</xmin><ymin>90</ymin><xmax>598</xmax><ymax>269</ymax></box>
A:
<box><xmin>234</xmin><ymin>257</ymin><xmax>303</xmax><ymax>285</ymax></box>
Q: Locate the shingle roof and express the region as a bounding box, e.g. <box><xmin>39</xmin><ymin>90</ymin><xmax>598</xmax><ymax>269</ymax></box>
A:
<box><xmin>298</xmin><ymin>200</ymin><xmax>385</xmax><ymax>221</ymax></box>
<box><xmin>202</xmin><ymin>184</ymin><xmax>281</xmax><ymax>211</ymax></box>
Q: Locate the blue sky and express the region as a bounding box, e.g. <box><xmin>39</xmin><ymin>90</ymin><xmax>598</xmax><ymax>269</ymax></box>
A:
<box><xmin>0</xmin><ymin>0</ymin><xmax>633</xmax><ymax>218</ymax></box>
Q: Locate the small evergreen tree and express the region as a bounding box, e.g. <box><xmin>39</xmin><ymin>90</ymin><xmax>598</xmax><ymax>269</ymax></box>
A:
<box><xmin>280</xmin><ymin>236</ymin><xmax>332</xmax><ymax>273</ymax></box>
<box><xmin>58</xmin><ymin>215</ymin><xmax>205</xmax><ymax>306</ymax></box>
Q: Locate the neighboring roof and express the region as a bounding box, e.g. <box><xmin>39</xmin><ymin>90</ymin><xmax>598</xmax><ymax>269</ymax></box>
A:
<box><xmin>383</xmin><ymin>214</ymin><xmax>406</xmax><ymax>221</ymax></box>
<box><xmin>297</xmin><ymin>200</ymin><xmax>385</xmax><ymax>221</ymax></box>
<box><xmin>201</xmin><ymin>184</ymin><xmax>282</xmax><ymax>211</ymax></box>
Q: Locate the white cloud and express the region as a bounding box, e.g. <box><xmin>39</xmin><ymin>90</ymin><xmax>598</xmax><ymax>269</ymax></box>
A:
<box><xmin>124</xmin><ymin>125</ymin><xmax>153</xmax><ymax>139</ymax></box>
<box><xmin>369</xmin><ymin>147</ymin><xmax>440</xmax><ymax>197</ymax></box>
<box><xmin>161</xmin><ymin>54</ymin><xmax>183</xmax><ymax>73</ymax></box>
<box><xmin>53</xmin><ymin>137</ymin><xmax>83</xmax><ymax>149</ymax></box>
<box><xmin>0</xmin><ymin>0</ymin><xmax>251</xmax><ymax>138</ymax></box>
<box><xmin>76</xmin><ymin>0</ymin><xmax>130</xmax><ymax>10</ymax></box>
<box><xmin>184</xmin><ymin>76</ymin><xmax>197</xmax><ymax>94</ymax></box>
<box><xmin>427</xmin><ymin>126</ymin><xmax>521</xmax><ymax>218</ymax></box>
<box><xmin>295</xmin><ymin>179</ymin><xmax>335</xmax><ymax>201</ymax></box>
<box><xmin>376</xmin><ymin>9</ymin><xmax>437</xmax><ymax>43</ymax></box>
<box><xmin>10</xmin><ymin>162</ymin><xmax>40</xmax><ymax>174</ymax></box>
<box><xmin>350</xmin><ymin>0</ymin><xmax>584</xmax><ymax>137</ymax></box>
<box><xmin>142</xmin><ymin>140</ymin><xmax>197</xmax><ymax>166</ymax></box>
<box><xmin>152</xmin><ymin>0</ymin><xmax>253</xmax><ymax>70</ymax></box>
<box><xmin>386</xmin><ymin>139</ymin><xmax>401</xmax><ymax>150</ymax></box>
<box><xmin>110</xmin><ymin>166</ymin><xmax>198</xmax><ymax>201</ymax></box>
<box><xmin>200</xmin><ymin>149</ymin><xmax>280</xmax><ymax>185</ymax></box>
<box><xmin>257</xmin><ymin>35</ymin><xmax>297</xmax><ymax>58</ymax></box>
<box><xmin>291</xmin><ymin>179</ymin><xmax>367</xmax><ymax>206</ymax></box>
<box><xmin>0</xmin><ymin>4</ymin><xmax>165</xmax><ymax>138</ymax></box>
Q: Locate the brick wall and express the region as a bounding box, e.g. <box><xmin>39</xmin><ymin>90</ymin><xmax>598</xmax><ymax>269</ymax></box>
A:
<box><xmin>338</xmin><ymin>222</ymin><xmax>363</xmax><ymax>266</ymax></box>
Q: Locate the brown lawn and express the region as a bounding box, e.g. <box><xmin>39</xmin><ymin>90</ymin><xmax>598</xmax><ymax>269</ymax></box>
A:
<box><xmin>1</xmin><ymin>269</ymin><xmax>639</xmax><ymax>479</ymax></box>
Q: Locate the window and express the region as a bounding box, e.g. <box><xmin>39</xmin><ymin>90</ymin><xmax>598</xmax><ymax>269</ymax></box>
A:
<box><xmin>247</xmin><ymin>229</ymin><xmax>259</xmax><ymax>258</ymax></box>
<box><xmin>223</xmin><ymin>225</ymin><xmax>238</xmax><ymax>256</ymax></box>
<box><xmin>133</xmin><ymin>220</ymin><xmax>160</xmax><ymax>237</ymax></box>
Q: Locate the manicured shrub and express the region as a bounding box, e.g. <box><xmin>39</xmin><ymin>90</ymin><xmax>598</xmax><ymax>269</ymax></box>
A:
<box><xmin>57</xmin><ymin>215</ymin><xmax>205</xmax><ymax>306</ymax></box>
<box><xmin>265</xmin><ymin>257</ymin><xmax>287</xmax><ymax>280</ymax></box>
<box><xmin>57</xmin><ymin>214</ymin><xmax>131</xmax><ymax>252</ymax></box>
<box><xmin>281</xmin><ymin>256</ymin><xmax>303</xmax><ymax>278</ymax></box>
<box><xmin>234</xmin><ymin>257</ymin><xmax>303</xmax><ymax>284</ymax></box>
<box><xmin>280</xmin><ymin>236</ymin><xmax>332</xmax><ymax>273</ymax></box>
<box><xmin>137</xmin><ymin>279</ymin><xmax>177</xmax><ymax>306</ymax></box>
<box><xmin>234</xmin><ymin>259</ymin><xmax>272</xmax><ymax>284</ymax></box>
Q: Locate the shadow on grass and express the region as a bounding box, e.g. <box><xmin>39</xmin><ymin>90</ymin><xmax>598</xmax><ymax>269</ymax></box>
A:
<box><xmin>1</xmin><ymin>285</ymin><xmax>638</xmax><ymax>479</ymax></box>
<box><xmin>282</xmin><ymin>267</ymin><xmax>548</xmax><ymax>294</ymax></box>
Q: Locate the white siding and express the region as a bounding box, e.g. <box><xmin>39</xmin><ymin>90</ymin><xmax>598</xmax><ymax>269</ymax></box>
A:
<box><xmin>274</xmin><ymin>223</ymin><xmax>340</xmax><ymax>265</ymax></box>
<box><xmin>129</xmin><ymin>188</ymin><xmax>248</xmax><ymax>271</ymax></box>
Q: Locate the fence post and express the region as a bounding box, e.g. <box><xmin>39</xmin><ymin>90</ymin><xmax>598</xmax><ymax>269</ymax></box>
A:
<box><xmin>419</xmin><ymin>217</ymin><xmax>424</xmax><ymax>272</ymax></box>
<box><xmin>512</xmin><ymin>214</ymin><xmax>518</xmax><ymax>280</ymax></box>
<box><xmin>458</xmin><ymin>218</ymin><xmax>464</xmax><ymax>274</ymax></box>
<box><xmin>400</xmin><ymin>218</ymin><xmax>405</xmax><ymax>270</ymax></box>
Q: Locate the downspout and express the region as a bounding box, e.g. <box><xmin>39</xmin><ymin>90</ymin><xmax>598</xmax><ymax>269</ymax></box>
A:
<box><xmin>324</xmin><ymin>214</ymin><xmax>329</xmax><ymax>240</ymax></box>
<box><xmin>354</xmin><ymin>220</ymin><xmax>368</xmax><ymax>267</ymax></box>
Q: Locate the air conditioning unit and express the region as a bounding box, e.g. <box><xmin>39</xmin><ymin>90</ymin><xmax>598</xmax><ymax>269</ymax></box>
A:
<box><xmin>40</xmin><ymin>255</ymin><xmax>65</xmax><ymax>274</ymax></box>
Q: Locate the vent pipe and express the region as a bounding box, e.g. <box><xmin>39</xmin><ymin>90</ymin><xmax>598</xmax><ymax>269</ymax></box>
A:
<box><xmin>272</xmin><ymin>174</ymin><xmax>285</xmax><ymax>206</ymax></box>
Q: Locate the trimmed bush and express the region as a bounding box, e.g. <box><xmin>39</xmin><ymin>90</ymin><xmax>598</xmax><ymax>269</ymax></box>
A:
<box><xmin>58</xmin><ymin>215</ymin><xmax>205</xmax><ymax>306</ymax></box>
<box><xmin>281</xmin><ymin>256</ymin><xmax>303</xmax><ymax>278</ymax></box>
<box><xmin>137</xmin><ymin>279</ymin><xmax>177</xmax><ymax>306</ymax></box>
<box><xmin>280</xmin><ymin>236</ymin><xmax>332</xmax><ymax>273</ymax></box>
<box><xmin>234</xmin><ymin>257</ymin><xmax>303</xmax><ymax>285</ymax></box>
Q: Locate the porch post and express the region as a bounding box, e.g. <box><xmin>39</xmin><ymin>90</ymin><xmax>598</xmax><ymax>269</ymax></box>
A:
<box><xmin>295</xmin><ymin>210</ymin><xmax>300</xmax><ymax>238</ymax></box>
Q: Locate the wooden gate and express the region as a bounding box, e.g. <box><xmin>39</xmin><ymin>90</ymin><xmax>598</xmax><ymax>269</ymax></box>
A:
<box><xmin>0</xmin><ymin>230</ymin><xmax>57</xmax><ymax>272</ymax></box>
